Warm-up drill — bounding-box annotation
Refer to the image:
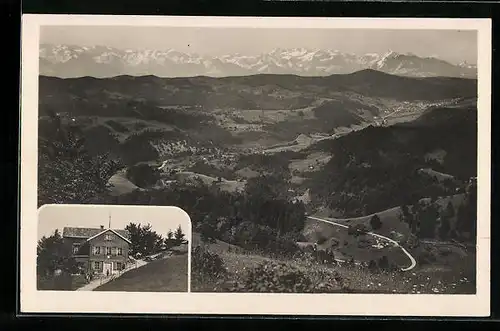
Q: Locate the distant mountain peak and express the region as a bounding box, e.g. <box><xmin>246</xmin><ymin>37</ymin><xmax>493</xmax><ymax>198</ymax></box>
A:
<box><xmin>38</xmin><ymin>43</ymin><xmax>477</xmax><ymax>79</ymax></box>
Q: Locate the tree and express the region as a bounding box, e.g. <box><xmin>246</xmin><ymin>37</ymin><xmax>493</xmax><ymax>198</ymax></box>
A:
<box><xmin>348</xmin><ymin>224</ymin><xmax>368</xmax><ymax>236</ymax></box>
<box><xmin>125</xmin><ymin>222</ymin><xmax>164</xmax><ymax>257</ymax></box>
<box><xmin>37</xmin><ymin>229</ymin><xmax>81</xmax><ymax>278</ymax></box>
<box><xmin>174</xmin><ymin>225</ymin><xmax>187</xmax><ymax>246</ymax></box>
<box><xmin>456</xmin><ymin>185</ymin><xmax>477</xmax><ymax>243</ymax></box>
<box><xmin>125</xmin><ymin>222</ymin><xmax>143</xmax><ymax>256</ymax></box>
<box><xmin>378</xmin><ymin>255</ymin><xmax>390</xmax><ymax>271</ymax></box>
<box><xmin>200</xmin><ymin>221</ymin><xmax>217</xmax><ymax>244</ymax></box>
<box><xmin>368</xmin><ymin>260</ymin><xmax>378</xmax><ymax>271</ymax></box>
<box><xmin>164</xmin><ymin>230</ymin><xmax>175</xmax><ymax>249</ymax></box>
<box><xmin>126</xmin><ymin>163</ymin><xmax>161</xmax><ymax>188</ymax></box>
<box><xmin>326</xmin><ymin>249</ymin><xmax>336</xmax><ymax>264</ymax></box>
<box><xmin>418</xmin><ymin>204</ymin><xmax>439</xmax><ymax>239</ymax></box>
<box><xmin>38</xmin><ymin>111</ymin><xmax>123</xmax><ymax>207</ymax></box>
<box><xmin>439</xmin><ymin>214</ymin><xmax>451</xmax><ymax>240</ymax></box>
<box><xmin>370</xmin><ymin>214</ymin><xmax>382</xmax><ymax>230</ymax></box>
<box><xmin>398</xmin><ymin>210</ymin><xmax>405</xmax><ymax>223</ymax></box>
<box><xmin>445</xmin><ymin>201</ymin><xmax>455</xmax><ymax>218</ymax></box>
<box><xmin>401</xmin><ymin>205</ymin><xmax>409</xmax><ymax>218</ymax></box>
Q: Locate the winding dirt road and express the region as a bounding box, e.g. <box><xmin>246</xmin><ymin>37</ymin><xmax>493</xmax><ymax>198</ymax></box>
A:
<box><xmin>307</xmin><ymin>216</ymin><xmax>417</xmax><ymax>272</ymax></box>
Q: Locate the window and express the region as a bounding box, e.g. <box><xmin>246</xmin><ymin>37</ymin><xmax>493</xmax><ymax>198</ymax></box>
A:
<box><xmin>105</xmin><ymin>234</ymin><xmax>112</xmax><ymax>241</ymax></box>
<box><xmin>106</xmin><ymin>247</ymin><xmax>112</xmax><ymax>255</ymax></box>
<box><xmin>117</xmin><ymin>248</ymin><xmax>123</xmax><ymax>256</ymax></box>
<box><xmin>93</xmin><ymin>261</ymin><xmax>100</xmax><ymax>270</ymax></box>
<box><xmin>111</xmin><ymin>247</ymin><xmax>117</xmax><ymax>256</ymax></box>
<box><xmin>115</xmin><ymin>262</ymin><xmax>123</xmax><ymax>271</ymax></box>
<box><xmin>93</xmin><ymin>246</ymin><xmax>101</xmax><ymax>255</ymax></box>
<box><xmin>72</xmin><ymin>244</ymin><xmax>80</xmax><ymax>254</ymax></box>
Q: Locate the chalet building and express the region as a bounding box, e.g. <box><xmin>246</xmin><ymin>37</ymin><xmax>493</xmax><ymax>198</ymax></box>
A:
<box><xmin>62</xmin><ymin>225</ymin><xmax>131</xmax><ymax>276</ymax></box>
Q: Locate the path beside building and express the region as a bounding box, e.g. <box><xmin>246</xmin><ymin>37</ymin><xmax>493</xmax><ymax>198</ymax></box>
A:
<box><xmin>76</xmin><ymin>259</ymin><xmax>148</xmax><ymax>291</ymax></box>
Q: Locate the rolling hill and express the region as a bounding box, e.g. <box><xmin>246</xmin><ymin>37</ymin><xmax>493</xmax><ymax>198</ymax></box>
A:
<box><xmin>38</xmin><ymin>70</ymin><xmax>476</xmax><ymax>163</ymax></box>
<box><xmin>38</xmin><ymin>69</ymin><xmax>478</xmax><ymax>294</ymax></box>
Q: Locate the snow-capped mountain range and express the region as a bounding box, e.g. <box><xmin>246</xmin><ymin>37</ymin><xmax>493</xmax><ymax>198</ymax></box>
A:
<box><xmin>39</xmin><ymin>43</ymin><xmax>477</xmax><ymax>79</ymax></box>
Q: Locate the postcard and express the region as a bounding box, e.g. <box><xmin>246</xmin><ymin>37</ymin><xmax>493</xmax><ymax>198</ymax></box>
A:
<box><xmin>20</xmin><ymin>14</ymin><xmax>491</xmax><ymax>316</ymax></box>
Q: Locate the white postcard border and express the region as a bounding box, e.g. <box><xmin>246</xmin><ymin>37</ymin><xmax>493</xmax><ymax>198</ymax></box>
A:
<box><xmin>20</xmin><ymin>14</ymin><xmax>491</xmax><ymax>316</ymax></box>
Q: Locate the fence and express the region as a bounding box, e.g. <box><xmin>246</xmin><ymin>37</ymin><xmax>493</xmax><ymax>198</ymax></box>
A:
<box><xmin>93</xmin><ymin>260</ymin><xmax>142</xmax><ymax>286</ymax></box>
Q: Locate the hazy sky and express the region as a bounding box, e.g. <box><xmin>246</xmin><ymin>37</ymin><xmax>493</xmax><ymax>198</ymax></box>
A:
<box><xmin>41</xmin><ymin>26</ymin><xmax>477</xmax><ymax>64</ymax></box>
<box><xmin>37</xmin><ymin>205</ymin><xmax>192</xmax><ymax>240</ymax></box>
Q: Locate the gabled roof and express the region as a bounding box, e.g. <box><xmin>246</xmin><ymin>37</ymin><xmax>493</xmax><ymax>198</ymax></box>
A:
<box><xmin>85</xmin><ymin>228</ymin><xmax>132</xmax><ymax>244</ymax></box>
<box><xmin>63</xmin><ymin>227</ymin><xmax>130</xmax><ymax>242</ymax></box>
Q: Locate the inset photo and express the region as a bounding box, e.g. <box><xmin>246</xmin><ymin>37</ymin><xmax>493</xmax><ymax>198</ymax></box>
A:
<box><xmin>37</xmin><ymin>204</ymin><xmax>191</xmax><ymax>292</ymax></box>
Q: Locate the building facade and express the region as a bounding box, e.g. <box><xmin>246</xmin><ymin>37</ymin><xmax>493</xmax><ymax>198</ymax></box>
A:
<box><xmin>62</xmin><ymin>226</ymin><xmax>131</xmax><ymax>276</ymax></box>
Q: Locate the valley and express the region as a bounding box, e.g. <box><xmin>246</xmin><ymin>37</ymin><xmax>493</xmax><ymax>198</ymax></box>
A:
<box><xmin>38</xmin><ymin>69</ymin><xmax>478</xmax><ymax>294</ymax></box>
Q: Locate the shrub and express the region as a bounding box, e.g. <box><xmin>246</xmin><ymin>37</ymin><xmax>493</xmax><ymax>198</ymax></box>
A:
<box><xmin>348</xmin><ymin>224</ymin><xmax>369</xmax><ymax>236</ymax></box>
<box><xmin>368</xmin><ymin>260</ymin><xmax>378</xmax><ymax>271</ymax></box>
<box><xmin>191</xmin><ymin>246</ymin><xmax>227</xmax><ymax>283</ymax></box>
<box><xmin>378</xmin><ymin>255</ymin><xmax>390</xmax><ymax>271</ymax></box>
<box><xmin>200</xmin><ymin>222</ymin><xmax>217</xmax><ymax>244</ymax></box>
<box><xmin>238</xmin><ymin>261</ymin><xmax>340</xmax><ymax>293</ymax></box>
<box><xmin>370</xmin><ymin>214</ymin><xmax>382</xmax><ymax>230</ymax></box>
<box><xmin>316</xmin><ymin>233</ymin><xmax>328</xmax><ymax>245</ymax></box>
<box><xmin>243</xmin><ymin>261</ymin><xmax>313</xmax><ymax>293</ymax></box>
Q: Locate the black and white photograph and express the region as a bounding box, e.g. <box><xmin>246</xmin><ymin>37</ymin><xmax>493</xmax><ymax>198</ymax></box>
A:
<box><xmin>37</xmin><ymin>204</ymin><xmax>191</xmax><ymax>292</ymax></box>
<box><xmin>21</xmin><ymin>15</ymin><xmax>491</xmax><ymax>316</ymax></box>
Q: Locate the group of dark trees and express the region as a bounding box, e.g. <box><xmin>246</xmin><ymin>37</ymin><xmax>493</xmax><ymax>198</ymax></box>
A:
<box><xmin>37</xmin><ymin>230</ymin><xmax>82</xmax><ymax>279</ymax></box>
<box><xmin>104</xmin><ymin>171</ymin><xmax>307</xmax><ymax>256</ymax></box>
<box><xmin>367</xmin><ymin>255</ymin><xmax>398</xmax><ymax>272</ymax></box>
<box><xmin>38</xmin><ymin>110</ymin><xmax>124</xmax><ymax>207</ymax></box>
<box><xmin>399</xmin><ymin>180</ymin><xmax>477</xmax><ymax>243</ymax></box>
<box><xmin>310</xmin><ymin>154</ymin><xmax>462</xmax><ymax>218</ymax></box>
<box><xmin>125</xmin><ymin>222</ymin><xmax>187</xmax><ymax>257</ymax></box>
<box><xmin>307</xmin><ymin>107</ymin><xmax>475</xmax><ymax>218</ymax></box>
<box><xmin>195</xmin><ymin>173</ymin><xmax>307</xmax><ymax>255</ymax></box>
<box><xmin>126</xmin><ymin>163</ymin><xmax>161</xmax><ymax>188</ymax></box>
<box><xmin>345</xmin><ymin>214</ymin><xmax>382</xmax><ymax>236</ymax></box>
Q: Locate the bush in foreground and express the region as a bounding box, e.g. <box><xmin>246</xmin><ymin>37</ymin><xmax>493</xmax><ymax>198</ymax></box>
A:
<box><xmin>222</xmin><ymin>259</ymin><xmax>343</xmax><ymax>293</ymax></box>
<box><xmin>192</xmin><ymin>246</ymin><xmax>228</xmax><ymax>285</ymax></box>
<box><xmin>243</xmin><ymin>261</ymin><xmax>313</xmax><ymax>293</ymax></box>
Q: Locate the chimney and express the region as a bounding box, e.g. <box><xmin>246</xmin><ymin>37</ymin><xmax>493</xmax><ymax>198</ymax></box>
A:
<box><xmin>100</xmin><ymin>225</ymin><xmax>104</xmax><ymax>230</ymax></box>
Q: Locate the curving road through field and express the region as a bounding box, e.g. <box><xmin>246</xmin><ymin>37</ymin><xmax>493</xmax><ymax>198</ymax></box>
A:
<box><xmin>307</xmin><ymin>216</ymin><xmax>417</xmax><ymax>272</ymax></box>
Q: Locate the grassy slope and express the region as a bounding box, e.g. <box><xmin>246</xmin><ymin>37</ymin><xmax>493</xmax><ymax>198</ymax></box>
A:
<box><xmin>175</xmin><ymin>171</ymin><xmax>246</xmax><ymax>193</ymax></box>
<box><xmin>192</xmin><ymin>216</ymin><xmax>473</xmax><ymax>294</ymax></box>
<box><xmin>191</xmin><ymin>232</ymin><xmax>245</xmax><ymax>254</ymax></box>
<box><xmin>94</xmin><ymin>253</ymin><xmax>188</xmax><ymax>292</ymax></box>
<box><xmin>192</xmin><ymin>241</ymin><xmax>475</xmax><ymax>294</ymax></box>
<box><xmin>107</xmin><ymin>169</ymin><xmax>141</xmax><ymax>196</ymax></box>
<box><xmin>309</xmin><ymin>193</ymin><xmax>466</xmax><ymax>241</ymax></box>
<box><xmin>303</xmin><ymin>212</ymin><xmax>410</xmax><ymax>266</ymax></box>
<box><xmin>37</xmin><ymin>274</ymin><xmax>87</xmax><ymax>291</ymax></box>
<box><xmin>310</xmin><ymin>207</ymin><xmax>410</xmax><ymax>240</ymax></box>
